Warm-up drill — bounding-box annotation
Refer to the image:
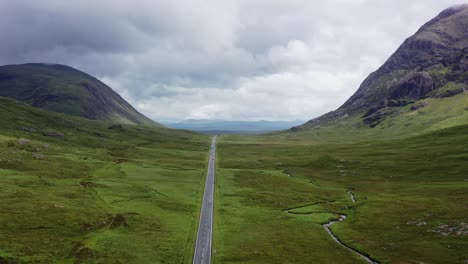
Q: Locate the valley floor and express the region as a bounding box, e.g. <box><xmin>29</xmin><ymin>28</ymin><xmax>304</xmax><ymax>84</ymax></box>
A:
<box><xmin>0</xmin><ymin>98</ymin><xmax>211</xmax><ymax>263</ymax></box>
<box><xmin>214</xmin><ymin>126</ymin><xmax>468</xmax><ymax>264</ymax></box>
<box><xmin>1</xmin><ymin>98</ymin><xmax>467</xmax><ymax>264</ymax></box>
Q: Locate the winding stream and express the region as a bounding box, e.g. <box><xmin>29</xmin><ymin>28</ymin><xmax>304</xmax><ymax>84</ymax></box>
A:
<box><xmin>322</xmin><ymin>215</ymin><xmax>379</xmax><ymax>264</ymax></box>
<box><xmin>348</xmin><ymin>190</ymin><xmax>356</xmax><ymax>203</ymax></box>
<box><xmin>321</xmin><ymin>190</ymin><xmax>379</xmax><ymax>264</ymax></box>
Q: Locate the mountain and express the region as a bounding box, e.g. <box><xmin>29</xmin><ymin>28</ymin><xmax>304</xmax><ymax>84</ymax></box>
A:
<box><xmin>165</xmin><ymin>119</ymin><xmax>305</xmax><ymax>134</ymax></box>
<box><xmin>295</xmin><ymin>4</ymin><xmax>468</xmax><ymax>134</ymax></box>
<box><xmin>0</xmin><ymin>63</ymin><xmax>159</xmax><ymax>126</ymax></box>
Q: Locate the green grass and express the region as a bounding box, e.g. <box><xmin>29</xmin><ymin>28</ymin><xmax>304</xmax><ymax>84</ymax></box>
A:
<box><xmin>270</xmin><ymin>92</ymin><xmax>468</xmax><ymax>144</ymax></box>
<box><xmin>214</xmin><ymin>125</ymin><xmax>468</xmax><ymax>264</ymax></box>
<box><xmin>2</xmin><ymin>92</ymin><xmax>468</xmax><ymax>263</ymax></box>
<box><xmin>0</xmin><ymin>97</ymin><xmax>210</xmax><ymax>263</ymax></box>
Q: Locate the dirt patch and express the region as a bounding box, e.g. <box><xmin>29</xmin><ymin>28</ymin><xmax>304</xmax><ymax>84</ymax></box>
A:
<box><xmin>70</xmin><ymin>241</ymin><xmax>97</xmax><ymax>263</ymax></box>
<box><xmin>0</xmin><ymin>255</ymin><xmax>20</xmax><ymax>264</ymax></box>
<box><xmin>81</xmin><ymin>213</ymin><xmax>138</xmax><ymax>232</ymax></box>
<box><xmin>109</xmin><ymin>213</ymin><xmax>128</xmax><ymax>229</ymax></box>
<box><xmin>108</xmin><ymin>124</ymin><xmax>125</xmax><ymax>131</ymax></box>
<box><xmin>79</xmin><ymin>181</ymin><xmax>108</xmax><ymax>188</ymax></box>
<box><xmin>80</xmin><ymin>217</ymin><xmax>109</xmax><ymax>232</ymax></box>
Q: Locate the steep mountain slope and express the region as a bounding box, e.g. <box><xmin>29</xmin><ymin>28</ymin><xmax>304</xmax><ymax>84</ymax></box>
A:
<box><xmin>296</xmin><ymin>4</ymin><xmax>468</xmax><ymax>133</ymax></box>
<box><xmin>0</xmin><ymin>63</ymin><xmax>159</xmax><ymax>126</ymax></box>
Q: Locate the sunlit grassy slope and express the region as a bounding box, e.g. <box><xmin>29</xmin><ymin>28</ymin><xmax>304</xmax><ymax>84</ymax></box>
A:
<box><xmin>267</xmin><ymin>91</ymin><xmax>468</xmax><ymax>144</ymax></box>
<box><xmin>0</xmin><ymin>97</ymin><xmax>209</xmax><ymax>263</ymax></box>
<box><xmin>215</xmin><ymin>124</ymin><xmax>468</xmax><ymax>264</ymax></box>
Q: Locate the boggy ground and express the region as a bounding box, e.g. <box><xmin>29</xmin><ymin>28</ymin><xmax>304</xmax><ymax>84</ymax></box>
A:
<box><xmin>0</xmin><ymin>98</ymin><xmax>210</xmax><ymax>263</ymax></box>
<box><xmin>214</xmin><ymin>125</ymin><xmax>468</xmax><ymax>264</ymax></box>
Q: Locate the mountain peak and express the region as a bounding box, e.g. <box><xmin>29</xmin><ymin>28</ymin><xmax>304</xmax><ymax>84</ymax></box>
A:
<box><xmin>297</xmin><ymin>4</ymin><xmax>468</xmax><ymax>130</ymax></box>
<box><xmin>418</xmin><ymin>4</ymin><xmax>468</xmax><ymax>32</ymax></box>
<box><xmin>0</xmin><ymin>63</ymin><xmax>159</xmax><ymax>126</ymax></box>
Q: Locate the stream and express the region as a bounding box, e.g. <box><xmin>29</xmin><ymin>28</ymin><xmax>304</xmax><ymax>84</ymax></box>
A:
<box><xmin>321</xmin><ymin>190</ymin><xmax>379</xmax><ymax>264</ymax></box>
<box><xmin>348</xmin><ymin>190</ymin><xmax>356</xmax><ymax>202</ymax></box>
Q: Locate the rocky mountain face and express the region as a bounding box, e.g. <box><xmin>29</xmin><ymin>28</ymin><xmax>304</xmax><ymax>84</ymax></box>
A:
<box><xmin>0</xmin><ymin>63</ymin><xmax>159</xmax><ymax>126</ymax></box>
<box><xmin>299</xmin><ymin>4</ymin><xmax>468</xmax><ymax>129</ymax></box>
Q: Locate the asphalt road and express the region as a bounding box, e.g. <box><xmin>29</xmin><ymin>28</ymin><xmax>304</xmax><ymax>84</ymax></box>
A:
<box><xmin>193</xmin><ymin>136</ymin><xmax>216</xmax><ymax>264</ymax></box>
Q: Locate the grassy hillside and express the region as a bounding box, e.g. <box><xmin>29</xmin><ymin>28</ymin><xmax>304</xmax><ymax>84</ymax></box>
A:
<box><xmin>272</xmin><ymin>90</ymin><xmax>468</xmax><ymax>144</ymax></box>
<box><xmin>0</xmin><ymin>97</ymin><xmax>209</xmax><ymax>263</ymax></box>
<box><xmin>215</xmin><ymin>125</ymin><xmax>468</xmax><ymax>263</ymax></box>
<box><xmin>0</xmin><ymin>63</ymin><xmax>158</xmax><ymax>126</ymax></box>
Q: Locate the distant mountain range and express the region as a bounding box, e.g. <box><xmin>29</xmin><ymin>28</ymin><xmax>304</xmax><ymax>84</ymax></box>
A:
<box><xmin>0</xmin><ymin>63</ymin><xmax>159</xmax><ymax>126</ymax></box>
<box><xmin>164</xmin><ymin>119</ymin><xmax>305</xmax><ymax>134</ymax></box>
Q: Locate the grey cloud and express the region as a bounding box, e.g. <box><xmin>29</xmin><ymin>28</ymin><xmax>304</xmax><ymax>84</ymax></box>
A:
<box><xmin>0</xmin><ymin>0</ymin><xmax>462</xmax><ymax>121</ymax></box>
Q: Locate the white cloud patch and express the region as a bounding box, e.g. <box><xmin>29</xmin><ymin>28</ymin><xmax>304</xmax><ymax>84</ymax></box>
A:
<box><xmin>125</xmin><ymin>67</ymin><xmax>370</xmax><ymax>121</ymax></box>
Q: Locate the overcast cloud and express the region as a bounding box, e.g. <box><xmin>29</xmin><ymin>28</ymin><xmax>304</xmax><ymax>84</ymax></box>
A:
<box><xmin>0</xmin><ymin>0</ymin><xmax>462</xmax><ymax>121</ymax></box>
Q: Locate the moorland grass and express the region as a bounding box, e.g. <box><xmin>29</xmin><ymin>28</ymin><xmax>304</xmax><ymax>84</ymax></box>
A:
<box><xmin>214</xmin><ymin>125</ymin><xmax>468</xmax><ymax>264</ymax></box>
<box><xmin>0</xmin><ymin>97</ymin><xmax>210</xmax><ymax>263</ymax></box>
<box><xmin>2</xmin><ymin>95</ymin><xmax>467</xmax><ymax>263</ymax></box>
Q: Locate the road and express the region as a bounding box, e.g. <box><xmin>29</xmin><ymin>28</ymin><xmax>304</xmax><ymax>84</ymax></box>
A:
<box><xmin>193</xmin><ymin>136</ymin><xmax>216</xmax><ymax>264</ymax></box>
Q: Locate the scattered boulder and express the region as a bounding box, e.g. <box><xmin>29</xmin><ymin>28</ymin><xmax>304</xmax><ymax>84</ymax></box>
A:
<box><xmin>363</xmin><ymin>98</ymin><xmax>411</xmax><ymax>118</ymax></box>
<box><xmin>437</xmin><ymin>87</ymin><xmax>465</xmax><ymax>98</ymax></box>
<box><xmin>33</xmin><ymin>153</ymin><xmax>45</xmax><ymax>160</ymax></box>
<box><xmin>363</xmin><ymin>107</ymin><xmax>379</xmax><ymax>118</ymax></box>
<box><xmin>363</xmin><ymin>109</ymin><xmax>395</xmax><ymax>127</ymax></box>
<box><xmin>411</xmin><ymin>102</ymin><xmax>428</xmax><ymax>111</ymax></box>
<box><xmin>387</xmin><ymin>99</ymin><xmax>411</xmax><ymax>107</ymax></box>
<box><xmin>16</xmin><ymin>138</ymin><xmax>30</xmax><ymax>145</ymax></box>
<box><xmin>42</xmin><ymin>131</ymin><xmax>64</xmax><ymax>138</ymax></box>
<box><xmin>19</xmin><ymin>127</ymin><xmax>36</xmax><ymax>133</ymax></box>
<box><xmin>363</xmin><ymin>111</ymin><xmax>384</xmax><ymax>125</ymax></box>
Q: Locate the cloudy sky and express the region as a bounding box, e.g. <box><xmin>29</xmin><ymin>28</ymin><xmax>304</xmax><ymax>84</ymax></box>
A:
<box><xmin>0</xmin><ymin>0</ymin><xmax>462</xmax><ymax>121</ymax></box>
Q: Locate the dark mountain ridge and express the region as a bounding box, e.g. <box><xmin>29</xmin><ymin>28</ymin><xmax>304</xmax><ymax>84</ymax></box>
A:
<box><xmin>0</xmin><ymin>63</ymin><xmax>159</xmax><ymax>126</ymax></box>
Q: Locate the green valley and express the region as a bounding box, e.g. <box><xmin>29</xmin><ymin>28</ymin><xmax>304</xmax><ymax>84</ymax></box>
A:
<box><xmin>214</xmin><ymin>125</ymin><xmax>468</xmax><ymax>263</ymax></box>
<box><xmin>0</xmin><ymin>97</ymin><xmax>209</xmax><ymax>263</ymax></box>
